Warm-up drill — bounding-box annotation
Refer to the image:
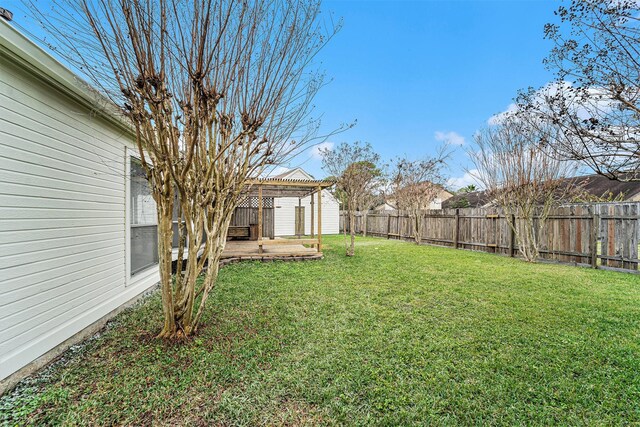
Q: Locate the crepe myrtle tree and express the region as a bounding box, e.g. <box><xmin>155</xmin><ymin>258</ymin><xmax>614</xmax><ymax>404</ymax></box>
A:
<box><xmin>391</xmin><ymin>151</ymin><xmax>449</xmax><ymax>245</ymax></box>
<box><xmin>520</xmin><ymin>0</ymin><xmax>640</xmax><ymax>181</ymax></box>
<box><xmin>321</xmin><ymin>142</ymin><xmax>383</xmax><ymax>256</ymax></box>
<box><xmin>30</xmin><ymin>0</ymin><xmax>342</xmax><ymax>338</ymax></box>
<box><xmin>323</xmin><ymin>175</ymin><xmax>347</xmax><ymax>206</ymax></box>
<box><xmin>470</xmin><ymin>114</ymin><xmax>575</xmax><ymax>262</ymax></box>
<box><xmin>323</xmin><ymin>173</ymin><xmax>381</xmax><ymax>237</ymax></box>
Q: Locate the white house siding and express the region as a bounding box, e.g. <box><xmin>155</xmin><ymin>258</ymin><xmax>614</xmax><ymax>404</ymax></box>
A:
<box><xmin>0</xmin><ymin>21</ymin><xmax>159</xmax><ymax>384</ymax></box>
<box><xmin>429</xmin><ymin>198</ymin><xmax>442</xmax><ymax>210</ymax></box>
<box><xmin>273</xmin><ymin>191</ymin><xmax>340</xmax><ymax>236</ymax></box>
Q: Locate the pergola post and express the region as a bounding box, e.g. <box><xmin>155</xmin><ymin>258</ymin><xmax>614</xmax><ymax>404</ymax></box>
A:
<box><xmin>317</xmin><ymin>186</ymin><xmax>322</xmax><ymax>253</ymax></box>
<box><xmin>258</xmin><ymin>184</ymin><xmax>263</xmax><ymax>254</ymax></box>
<box><xmin>297</xmin><ymin>197</ymin><xmax>302</xmax><ymax>238</ymax></box>
<box><xmin>310</xmin><ymin>191</ymin><xmax>315</xmax><ymax>239</ymax></box>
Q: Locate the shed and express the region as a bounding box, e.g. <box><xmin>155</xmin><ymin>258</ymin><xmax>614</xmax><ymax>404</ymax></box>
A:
<box><xmin>268</xmin><ymin>168</ymin><xmax>340</xmax><ymax>236</ymax></box>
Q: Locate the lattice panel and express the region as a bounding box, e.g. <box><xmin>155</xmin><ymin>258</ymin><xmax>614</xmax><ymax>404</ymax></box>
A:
<box><xmin>237</xmin><ymin>196</ymin><xmax>274</xmax><ymax>208</ymax></box>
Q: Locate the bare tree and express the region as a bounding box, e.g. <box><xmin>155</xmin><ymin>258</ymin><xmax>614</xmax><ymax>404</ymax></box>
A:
<box><xmin>391</xmin><ymin>152</ymin><xmax>448</xmax><ymax>245</ymax></box>
<box><xmin>30</xmin><ymin>0</ymin><xmax>341</xmax><ymax>338</ymax></box>
<box><xmin>321</xmin><ymin>142</ymin><xmax>382</xmax><ymax>256</ymax></box>
<box><xmin>521</xmin><ymin>0</ymin><xmax>640</xmax><ymax>181</ymax></box>
<box><xmin>470</xmin><ymin>115</ymin><xmax>575</xmax><ymax>262</ymax></box>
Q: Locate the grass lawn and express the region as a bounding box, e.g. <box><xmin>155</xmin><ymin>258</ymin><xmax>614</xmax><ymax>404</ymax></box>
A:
<box><xmin>2</xmin><ymin>235</ymin><xmax>640</xmax><ymax>426</ymax></box>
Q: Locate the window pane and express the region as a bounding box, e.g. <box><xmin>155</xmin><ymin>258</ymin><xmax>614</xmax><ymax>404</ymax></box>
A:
<box><xmin>131</xmin><ymin>159</ymin><xmax>157</xmax><ymax>226</ymax></box>
<box><xmin>131</xmin><ymin>225</ymin><xmax>159</xmax><ymax>275</ymax></box>
<box><xmin>130</xmin><ymin>158</ymin><xmax>159</xmax><ymax>275</ymax></box>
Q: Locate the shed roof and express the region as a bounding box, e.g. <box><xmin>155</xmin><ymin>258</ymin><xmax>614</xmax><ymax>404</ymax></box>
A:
<box><xmin>269</xmin><ymin>167</ymin><xmax>315</xmax><ymax>180</ymax></box>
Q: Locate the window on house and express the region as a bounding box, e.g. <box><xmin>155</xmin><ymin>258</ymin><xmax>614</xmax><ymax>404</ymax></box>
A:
<box><xmin>130</xmin><ymin>158</ymin><xmax>158</xmax><ymax>275</ymax></box>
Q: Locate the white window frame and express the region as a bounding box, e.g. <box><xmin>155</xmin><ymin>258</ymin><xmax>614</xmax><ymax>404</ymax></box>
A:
<box><xmin>125</xmin><ymin>147</ymin><xmax>159</xmax><ymax>286</ymax></box>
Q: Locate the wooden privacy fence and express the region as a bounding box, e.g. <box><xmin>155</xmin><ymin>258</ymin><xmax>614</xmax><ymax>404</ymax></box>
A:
<box><xmin>340</xmin><ymin>203</ymin><xmax>640</xmax><ymax>273</ymax></box>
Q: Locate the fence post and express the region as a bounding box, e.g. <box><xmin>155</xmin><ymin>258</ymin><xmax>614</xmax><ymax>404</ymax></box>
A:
<box><xmin>591</xmin><ymin>212</ymin><xmax>599</xmax><ymax>269</ymax></box>
<box><xmin>453</xmin><ymin>209</ymin><xmax>460</xmax><ymax>249</ymax></box>
<box><xmin>508</xmin><ymin>213</ymin><xmax>515</xmax><ymax>257</ymax></box>
<box><xmin>363</xmin><ymin>212</ymin><xmax>368</xmax><ymax>237</ymax></box>
<box><xmin>387</xmin><ymin>213</ymin><xmax>391</xmax><ymax>239</ymax></box>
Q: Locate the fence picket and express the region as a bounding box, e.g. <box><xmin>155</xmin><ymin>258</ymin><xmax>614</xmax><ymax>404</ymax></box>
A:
<box><xmin>340</xmin><ymin>202</ymin><xmax>640</xmax><ymax>273</ymax></box>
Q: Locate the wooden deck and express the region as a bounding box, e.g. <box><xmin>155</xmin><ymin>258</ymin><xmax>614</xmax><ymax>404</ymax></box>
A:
<box><xmin>221</xmin><ymin>239</ymin><xmax>321</xmax><ymax>260</ymax></box>
<box><xmin>172</xmin><ymin>239</ymin><xmax>321</xmax><ymax>263</ymax></box>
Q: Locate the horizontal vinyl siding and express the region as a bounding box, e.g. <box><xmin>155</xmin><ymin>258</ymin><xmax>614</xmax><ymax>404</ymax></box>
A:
<box><xmin>273</xmin><ymin>197</ymin><xmax>299</xmax><ymax>236</ymax></box>
<box><xmin>0</xmin><ymin>48</ymin><xmax>158</xmax><ymax>381</ymax></box>
<box><xmin>274</xmin><ymin>190</ymin><xmax>340</xmax><ymax>236</ymax></box>
<box><xmin>313</xmin><ymin>193</ymin><xmax>340</xmax><ymax>235</ymax></box>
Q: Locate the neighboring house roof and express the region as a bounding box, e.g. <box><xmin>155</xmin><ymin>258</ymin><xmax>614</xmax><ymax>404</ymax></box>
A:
<box><xmin>435</xmin><ymin>188</ymin><xmax>454</xmax><ymax>200</ymax></box>
<box><xmin>443</xmin><ymin>174</ymin><xmax>640</xmax><ymax>209</ymax></box>
<box><xmin>568</xmin><ymin>174</ymin><xmax>640</xmax><ymax>201</ymax></box>
<box><xmin>442</xmin><ymin>191</ymin><xmax>491</xmax><ymax>209</ymax></box>
<box><xmin>376</xmin><ymin>189</ymin><xmax>452</xmax><ymax>211</ymax></box>
<box><xmin>374</xmin><ymin>202</ymin><xmax>397</xmax><ymax>211</ymax></box>
<box><xmin>391</xmin><ymin>183</ymin><xmax>452</xmax><ymax>205</ymax></box>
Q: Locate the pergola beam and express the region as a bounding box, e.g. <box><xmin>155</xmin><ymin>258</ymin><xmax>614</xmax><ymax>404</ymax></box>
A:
<box><xmin>246</xmin><ymin>178</ymin><xmax>333</xmax><ymax>188</ymax></box>
<box><xmin>243</xmin><ymin>189</ymin><xmax>315</xmax><ymax>198</ymax></box>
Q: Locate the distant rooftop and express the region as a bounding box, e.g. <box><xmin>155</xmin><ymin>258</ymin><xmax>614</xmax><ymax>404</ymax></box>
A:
<box><xmin>443</xmin><ymin>173</ymin><xmax>640</xmax><ymax>209</ymax></box>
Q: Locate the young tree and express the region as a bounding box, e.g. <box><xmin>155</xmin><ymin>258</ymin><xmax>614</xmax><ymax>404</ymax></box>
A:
<box><xmin>391</xmin><ymin>153</ymin><xmax>448</xmax><ymax>245</ymax></box>
<box><xmin>523</xmin><ymin>0</ymin><xmax>640</xmax><ymax>181</ymax></box>
<box><xmin>470</xmin><ymin>115</ymin><xmax>575</xmax><ymax>262</ymax></box>
<box><xmin>323</xmin><ymin>175</ymin><xmax>347</xmax><ymax>206</ymax></box>
<box><xmin>321</xmin><ymin>142</ymin><xmax>382</xmax><ymax>256</ymax></box>
<box><xmin>31</xmin><ymin>0</ymin><xmax>340</xmax><ymax>337</ymax></box>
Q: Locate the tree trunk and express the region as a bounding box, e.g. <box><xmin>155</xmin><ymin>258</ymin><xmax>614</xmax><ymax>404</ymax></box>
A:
<box><xmin>362</xmin><ymin>212</ymin><xmax>368</xmax><ymax>237</ymax></box>
<box><xmin>347</xmin><ymin>211</ymin><xmax>356</xmax><ymax>256</ymax></box>
<box><xmin>156</xmin><ymin>192</ymin><xmax>177</xmax><ymax>338</ymax></box>
<box><xmin>413</xmin><ymin>211</ymin><xmax>423</xmax><ymax>245</ymax></box>
<box><xmin>517</xmin><ymin>214</ymin><xmax>540</xmax><ymax>262</ymax></box>
<box><xmin>156</xmin><ymin>187</ymin><xmax>229</xmax><ymax>338</ymax></box>
<box><xmin>191</xmin><ymin>205</ymin><xmax>234</xmax><ymax>332</ymax></box>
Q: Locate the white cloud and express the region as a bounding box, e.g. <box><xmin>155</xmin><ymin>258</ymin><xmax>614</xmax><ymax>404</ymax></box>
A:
<box><xmin>448</xmin><ymin>169</ymin><xmax>483</xmax><ymax>191</ymax></box>
<box><xmin>488</xmin><ymin>103</ymin><xmax>518</xmax><ymax>126</ymax></box>
<box><xmin>434</xmin><ymin>131</ymin><xmax>465</xmax><ymax>146</ymax></box>
<box><xmin>310</xmin><ymin>141</ymin><xmax>334</xmax><ymax>159</ymax></box>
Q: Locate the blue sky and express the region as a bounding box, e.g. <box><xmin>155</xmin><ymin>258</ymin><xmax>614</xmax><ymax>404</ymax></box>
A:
<box><xmin>6</xmin><ymin>0</ymin><xmax>561</xmax><ymax>188</ymax></box>
<box><xmin>288</xmin><ymin>0</ymin><xmax>562</xmax><ymax>187</ymax></box>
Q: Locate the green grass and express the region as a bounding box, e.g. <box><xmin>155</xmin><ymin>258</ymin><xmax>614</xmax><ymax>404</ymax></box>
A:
<box><xmin>2</xmin><ymin>235</ymin><xmax>640</xmax><ymax>426</ymax></box>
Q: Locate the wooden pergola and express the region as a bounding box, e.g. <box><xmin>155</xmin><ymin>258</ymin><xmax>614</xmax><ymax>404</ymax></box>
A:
<box><xmin>243</xmin><ymin>178</ymin><xmax>333</xmax><ymax>255</ymax></box>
